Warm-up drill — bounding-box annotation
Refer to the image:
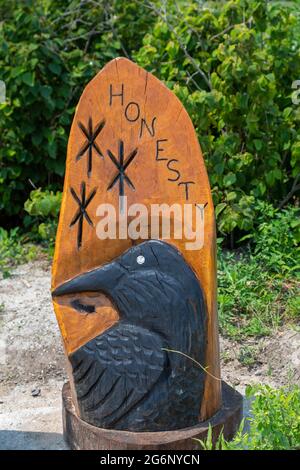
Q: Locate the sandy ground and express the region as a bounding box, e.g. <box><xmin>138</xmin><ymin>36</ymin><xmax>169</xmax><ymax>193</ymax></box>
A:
<box><xmin>0</xmin><ymin>259</ymin><xmax>299</xmax><ymax>450</ymax></box>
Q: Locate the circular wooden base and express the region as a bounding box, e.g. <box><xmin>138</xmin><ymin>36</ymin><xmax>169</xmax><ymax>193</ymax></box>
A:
<box><xmin>62</xmin><ymin>381</ymin><xmax>243</xmax><ymax>450</ymax></box>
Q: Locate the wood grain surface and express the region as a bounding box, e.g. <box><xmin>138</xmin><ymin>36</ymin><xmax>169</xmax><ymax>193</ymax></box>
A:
<box><xmin>62</xmin><ymin>381</ymin><xmax>242</xmax><ymax>450</ymax></box>
<box><xmin>52</xmin><ymin>57</ymin><xmax>221</xmax><ymax>421</ymax></box>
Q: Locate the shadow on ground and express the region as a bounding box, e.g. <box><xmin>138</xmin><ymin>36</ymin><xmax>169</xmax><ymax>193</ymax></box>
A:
<box><xmin>0</xmin><ymin>430</ymin><xmax>69</xmax><ymax>450</ymax></box>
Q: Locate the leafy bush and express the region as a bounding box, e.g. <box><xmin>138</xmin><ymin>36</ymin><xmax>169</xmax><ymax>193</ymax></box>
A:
<box><xmin>218</xmin><ymin>249</ymin><xmax>285</xmax><ymax>338</ymax></box>
<box><xmin>0</xmin><ymin>0</ymin><xmax>155</xmax><ymax>225</ymax></box>
<box><xmin>198</xmin><ymin>384</ymin><xmax>300</xmax><ymax>450</ymax></box>
<box><xmin>0</xmin><ymin>0</ymin><xmax>299</xmax><ymax>239</ymax></box>
<box><xmin>218</xmin><ymin>250</ymin><xmax>299</xmax><ymax>338</ymax></box>
<box><xmin>24</xmin><ymin>188</ymin><xmax>62</xmax><ymax>246</ymax></box>
<box><xmin>251</xmin><ymin>202</ymin><xmax>300</xmax><ymax>275</ymax></box>
<box><xmin>218</xmin><ymin>203</ymin><xmax>300</xmax><ymax>338</ymax></box>
<box><xmin>285</xmin><ymin>295</ymin><xmax>300</xmax><ymax>320</ymax></box>
<box><xmin>0</xmin><ymin>227</ymin><xmax>37</xmax><ymax>277</ymax></box>
<box><xmin>134</xmin><ymin>0</ymin><xmax>300</xmax><ymax>236</ymax></box>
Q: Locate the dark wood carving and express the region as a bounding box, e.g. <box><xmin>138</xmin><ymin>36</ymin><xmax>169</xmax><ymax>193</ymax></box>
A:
<box><xmin>62</xmin><ymin>381</ymin><xmax>243</xmax><ymax>450</ymax></box>
<box><xmin>106</xmin><ymin>140</ymin><xmax>138</xmax><ymax>197</ymax></box>
<box><xmin>76</xmin><ymin>118</ymin><xmax>105</xmax><ymax>177</ymax></box>
<box><xmin>69</xmin><ymin>182</ymin><xmax>97</xmax><ymax>249</ymax></box>
<box><xmin>53</xmin><ymin>240</ymin><xmax>206</xmax><ymax>431</ymax></box>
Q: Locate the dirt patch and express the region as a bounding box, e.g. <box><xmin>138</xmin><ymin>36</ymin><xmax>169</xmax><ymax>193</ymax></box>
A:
<box><xmin>0</xmin><ymin>379</ymin><xmax>68</xmax><ymax>450</ymax></box>
<box><xmin>0</xmin><ymin>260</ymin><xmax>66</xmax><ymax>385</ymax></box>
<box><xmin>0</xmin><ymin>258</ymin><xmax>299</xmax><ymax>449</ymax></box>
<box><xmin>0</xmin><ymin>260</ymin><xmax>68</xmax><ymax>449</ymax></box>
<box><xmin>221</xmin><ymin>329</ymin><xmax>300</xmax><ymax>392</ymax></box>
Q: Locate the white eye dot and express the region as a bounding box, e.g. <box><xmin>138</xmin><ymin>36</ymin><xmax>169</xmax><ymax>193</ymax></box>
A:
<box><xmin>136</xmin><ymin>255</ymin><xmax>145</xmax><ymax>265</ymax></box>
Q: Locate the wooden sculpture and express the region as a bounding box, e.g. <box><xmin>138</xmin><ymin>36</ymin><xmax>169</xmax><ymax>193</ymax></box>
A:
<box><xmin>51</xmin><ymin>58</ymin><xmax>242</xmax><ymax>449</ymax></box>
<box><xmin>53</xmin><ymin>240</ymin><xmax>206</xmax><ymax>431</ymax></box>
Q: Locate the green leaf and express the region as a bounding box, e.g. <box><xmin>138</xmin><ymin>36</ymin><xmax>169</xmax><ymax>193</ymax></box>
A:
<box><xmin>214</xmin><ymin>162</ymin><xmax>225</xmax><ymax>175</ymax></box>
<box><xmin>47</xmin><ymin>140</ymin><xmax>57</xmax><ymax>159</ymax></box>
<box><xmin>224</xmin><ymin>173</ymin><xmax>237</xmax><ymax>187</ymax></box>
<box><xmin>253</xmin><ymin>139</ymin><xmax>263</xmax><ymax>151</ymax></box>
<box><xmin>32</xmin><ymin>133</ymin><xmax>43</xmax><ymax>146</ymax></box>
<box><xmin>21</xmin><ymin>72</ymin><xmax>35</xmax><ymax>87</ymax></box>
<box><xmin>215</xmin><ymin>203</ymin><xmax>227</xmax><ymax>217</ymax></box>
<box><xmin>226</xmin><ymin>191</ymin><xmax>237</xmax><ymax>202</ymax></box>
<box><xmin>48</xmin><ymin>62</ymin><xmax>62</xmax><ymax>75</ymax></box>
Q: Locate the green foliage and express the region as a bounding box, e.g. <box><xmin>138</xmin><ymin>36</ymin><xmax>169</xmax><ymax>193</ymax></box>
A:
<box><xmin>195</xmin><ymin>419</ymin><xmax>246</xmax><ymax>450</ymax></box>
<box><xmin>198</xmin><ymin>384</ymin><xmax>300</xmax><ymax>450</ymax></box>
<box><xmin>0</xmin><ymin>0</ymin><xmax>299</xmax><ymax>238</ymax></box>
<box><xmin>218</xmin><ymin>249</ymin><xmax>299</xmax><ymax>338</ymax></box>
<box><xmin>237</xmin><ymin>345</ymin><xmax>259</xmax><ymax>367</ymax></box>
<box><xmin>218</xmin><ymin>203</ymin><xmax>300</xmax><ymax>339</ymax></box>
<box><xmin>218</xmin><ymin>250</ymin><xmax>284</xmax><ymax>338</ymax></box>
<box><xmin>134</xmin><ymin>0</ymin><xmax>300</xmax><ymax>235</ymax></box>
<box><xmin>24</xmin><ymin>188</ymin><xmax>61</xmax><ymax>218</ymax></box>
<box><xmin>251</xmin><ymin>201</ymin><xmax>300</xmax><ymax>275</ymax></box>
<box><xmin>285</xmin><ymin>295</ymin><xmax>300</xmax><ymax>320</ymax></box>
<box><xmin>24</xmin><ymin>188</ymin><xmax>62</xmax><ymax>246</ymax></box>
<box><xmin>0</xmin><ymin>227</ymin><xmax>37</xmax><ymax>277</ymax></box>
<box><xmin>0</xmin><ymin>0</ymin><xmax>155</xmax><ymax>224</ymax></box>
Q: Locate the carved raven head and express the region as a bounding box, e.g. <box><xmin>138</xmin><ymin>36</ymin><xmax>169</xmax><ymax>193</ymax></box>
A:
<box><xmin>52</xmin><ymin>240</ymin><xmax>206</xmax><ymax>349</ymax></box>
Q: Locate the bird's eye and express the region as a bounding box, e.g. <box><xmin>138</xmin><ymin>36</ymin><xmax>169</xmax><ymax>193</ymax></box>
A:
<box><xmin>136</xmin><ymin>255</ymin><xmax>145</xmax><ymax>265</ymax></box>
<box><xmin>70</xmin><ymin>299</ymin><xmax>95</xmax><ymax>314</ymax></box>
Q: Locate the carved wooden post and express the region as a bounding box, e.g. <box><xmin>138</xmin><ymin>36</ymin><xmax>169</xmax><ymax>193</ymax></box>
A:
<box><xmin>51</xmin><ymin>58</ymin><xmax>242</xmax><ymax>450</ymax></box>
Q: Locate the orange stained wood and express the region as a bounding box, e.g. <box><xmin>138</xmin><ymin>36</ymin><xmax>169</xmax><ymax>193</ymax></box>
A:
<box><xmin>52</xmin><ymin>57</ymin><xmax>221</xmax><ymax>420</ymax></box>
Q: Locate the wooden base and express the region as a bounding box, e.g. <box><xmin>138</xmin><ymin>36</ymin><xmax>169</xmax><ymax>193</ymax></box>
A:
<box><xmin>62</xmin><ymin>381</ymin><xmax>243</xmax><ymax>450</ymax></box>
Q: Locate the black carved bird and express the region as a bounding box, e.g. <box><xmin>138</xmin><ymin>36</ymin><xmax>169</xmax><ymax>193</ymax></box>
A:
<box><xmin>52</xmin><ymin>240</ymin><xmax>207</xmax><ymax>431</ymax></box>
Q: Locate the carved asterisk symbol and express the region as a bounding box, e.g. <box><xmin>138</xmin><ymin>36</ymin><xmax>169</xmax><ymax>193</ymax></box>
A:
<box><xmin>69</xmin><ymin>182</ymin><xmax>97</xmax><ymax>249</ymax></box>
<box><xmin>76</xmin><ymin>117</ymin><xmax>106</xmax><ymax>177</ymax></box>
<box><xmin>107</xmin><ymin>140</ymin><xmax>138</xmax><ymax>199</ymax></box>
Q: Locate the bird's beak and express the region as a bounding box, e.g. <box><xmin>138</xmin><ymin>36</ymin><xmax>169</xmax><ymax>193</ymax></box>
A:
<box><xmin>52</xmin><ymin>261</ymin><xmax>122</xmax><ymax>298</ymax></box>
